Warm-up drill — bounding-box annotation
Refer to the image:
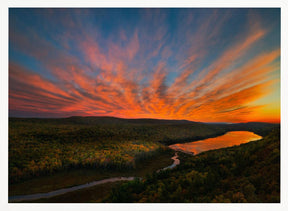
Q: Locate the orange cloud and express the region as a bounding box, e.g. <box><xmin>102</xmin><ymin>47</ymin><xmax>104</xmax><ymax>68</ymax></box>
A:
<box><xmin>9</xmin><ymin>10</ymin><xmax>280</xmax><ymax>123</ymax></box>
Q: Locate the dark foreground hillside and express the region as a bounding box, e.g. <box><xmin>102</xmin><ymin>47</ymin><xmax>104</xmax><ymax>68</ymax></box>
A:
<box><xmin>9</xmin><ymin>117</ymin><xmax>279</xmax><ymax>202</ymax></box>
<box><xmin>106</xmin><ymin>128</ymin><xmax>280</xmax><ymax>203</ymax></box>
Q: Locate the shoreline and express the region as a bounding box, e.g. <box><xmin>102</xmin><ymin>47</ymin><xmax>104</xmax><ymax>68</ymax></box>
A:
<box><xmin>9</xmin><ymin>152</ymin><xmax>180</xmax><ymax>203</ymax></box>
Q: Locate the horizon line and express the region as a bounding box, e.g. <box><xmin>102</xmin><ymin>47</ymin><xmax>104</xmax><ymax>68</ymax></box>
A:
<box><xmin>8</xmin><ymin>115</ymin><xmax>280</xmax><ymax>124</ymax></box>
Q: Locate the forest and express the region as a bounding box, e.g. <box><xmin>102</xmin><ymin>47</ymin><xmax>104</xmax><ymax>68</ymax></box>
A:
<box><xmin>106</xmin><ymin>128</ymin><xmax>280</xmax><ymax>203</ymax></box>
<box><xmin>8</xmin><ymin>116</ymin><xmax>280</xmax><ymax>203</ymax></box>
<box><xmin>9</xmin><ymin>117</ymin><xmax>226</xmax><ymax>183</ymax></box>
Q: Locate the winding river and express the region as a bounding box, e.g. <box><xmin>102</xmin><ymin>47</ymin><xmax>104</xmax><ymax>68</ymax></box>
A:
<box><xmin>9</xmin><ymin>153</ymin><xmax>180</xmax><ymax>202</ymax></box>
<box><xmin>9</xmin><ymin>177</ymin><xmax>135</xmax><ymax>202</ymax></box>
<box><xmin>9</xmin><ymin>131</ymin><xmax>261</xmax><ymax>202</ymax></box>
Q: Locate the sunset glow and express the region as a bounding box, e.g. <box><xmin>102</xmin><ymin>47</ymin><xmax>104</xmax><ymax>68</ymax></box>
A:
<box><xmin>169</xmin><ymin>131</ymin><xmax>263</xmax><ymax>155</ymax></box>
<box><xmin>9</xmin><ymin>8</ymin><xmax>280</xmax><ymax>123</ymax></box>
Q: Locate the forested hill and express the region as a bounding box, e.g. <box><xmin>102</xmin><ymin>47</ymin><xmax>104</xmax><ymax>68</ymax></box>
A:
<box><xmin>10</xmin><ymin>116</ymin><xmax>195</xmax><ymax>126</ymax></box>
<box><xmin>106</xmin><ymin>127</ymin><xmax>280</xmax><ymax>203</ymax></box>
<box><xmin>211</xmin><ymin>122</ymin><xmax>280</xmax><ymax>137</ymax></box>
<box><xmin>9</xmin><ymin>116</ymin><xmax>279</xmax><ymax>127</ymax></box>
<box><xmin>67</xmin><ymin>116</ymin><xmax>194</xmax><ymax>125</ymax></box>
<box><xmin>9</xmin><ymin>116</ymin><xmax>279</xmax><ymax>202</ymax></box>
<box><xmin>8</xmin><ymin>117</ymin><xmax>225</xmax><ymax>183</ymax></box>
<box><xmin>9</xmin><ymin>116</ymin><xmax>279</xmax><ymax>144</ymax></box>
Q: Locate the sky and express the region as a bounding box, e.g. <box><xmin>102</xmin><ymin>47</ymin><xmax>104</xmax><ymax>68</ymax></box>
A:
<box><xmin>9</xmin><ymin>8</ymin><xmax>280</xmax><ymax>123</ymax></box>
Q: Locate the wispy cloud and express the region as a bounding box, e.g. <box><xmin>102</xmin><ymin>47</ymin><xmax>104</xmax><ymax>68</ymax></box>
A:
<box><xmin>9</xmin><ymin>9</ymin><xmax>280</xmax><ymax>122</ymax></box>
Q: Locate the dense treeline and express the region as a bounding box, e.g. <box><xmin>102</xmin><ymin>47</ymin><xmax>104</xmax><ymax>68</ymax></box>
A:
<box><xmin>214</xmin><ymin>122</ymin><xmax>279</xmax><ymax>137</ymax></box>
<box><xmin>9</xmin><ymin>117</ymin><xmax>224</xmax><ymax>183</ymax></box>
<box><xmin>106</xmin><ymin>128</ymin><xmax>280</xmax><ymax>203</ymax></box>
<box><xmin>9</xmin><ymin>121</ymin><xmax>161</xmax><ymax>183</ymax></box>
<box><xmin>9</xmin><ymin>117</ymin><xmax>228</xmax><ymax>144</ymax></box>
<box><xmin>9</xmin><ymin>117</ymin><xmax>278</xmax><ymax>188</ymax></box>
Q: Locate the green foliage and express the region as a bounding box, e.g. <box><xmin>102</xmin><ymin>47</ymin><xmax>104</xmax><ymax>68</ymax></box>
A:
<box><xmin>8</xmin><ymin>117</ymin><xmax>279</xmax><ymax>203</ymax></box>
<box><xmin>9</xmin><ymin>119</ymin><xmax>167</xmax><ymax>183</ymax></box>
<box><xmin>106</xmin><ymin>128</ymin><xmax>280</xmax><ymax>203</ymax></box>
<box><xmin>9</xmin><ymin>117</ymin><xmax>228</xmax><ymax>183</ymax></box>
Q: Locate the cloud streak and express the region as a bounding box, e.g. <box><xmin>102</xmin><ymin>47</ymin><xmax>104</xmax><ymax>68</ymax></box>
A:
<box><xmin>9</xmin><ymin>8</ymin><xmax>280</xmax><ymax>123</ymax></box>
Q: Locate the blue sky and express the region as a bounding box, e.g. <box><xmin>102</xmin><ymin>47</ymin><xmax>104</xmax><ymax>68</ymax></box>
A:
<box><xmin>9</xmin><ymin>8</ymin><xmax>280</xmax><ymax>122</ymax></box>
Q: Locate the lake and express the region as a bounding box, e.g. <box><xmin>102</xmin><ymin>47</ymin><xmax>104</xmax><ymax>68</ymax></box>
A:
<box><xmin>9</xmin><ymin>131</ymin><xmax>262</xmax><ymax>202</ymax></box>
<box><xmin>169</xmin><ymin>131</ymin><xmax>262</xmax><ymax>155</ymax></box>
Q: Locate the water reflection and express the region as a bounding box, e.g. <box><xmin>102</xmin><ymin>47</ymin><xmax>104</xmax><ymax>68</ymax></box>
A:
<box><xmin>169</xmin><ymin>131</ymin><xmax>262</xmax><ymax>155</ymax></box>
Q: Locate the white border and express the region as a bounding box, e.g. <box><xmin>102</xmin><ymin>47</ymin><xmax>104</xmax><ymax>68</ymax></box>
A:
<box><xmin>1</xmin><ymin>1</ymin><xmax>288</xmax><ymax>211</ymax></box>
<box><xmin>5</xmin><ymin>0</ymin><xmax>288</xmax><ymax>7</ymax></box>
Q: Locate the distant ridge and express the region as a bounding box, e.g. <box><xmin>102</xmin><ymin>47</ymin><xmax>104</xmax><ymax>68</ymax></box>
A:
<box><xmin>65</xmin><ymin>116</ymin><xmax>196</xmax><ymax>125</ymax></box>
<box><xmin>209</xmin><ymin>121</ymin><xmax>280</xmax><ymax>137</ymax></box>
<box><xmin>9</xmin><ymin>116</ymin><xmax>279</xmax><ymax>143</ymax></box>
<box><xmin>9</xmin><ymin>116</ymin><xmax>279</xmax><ymax>126</ymax></box>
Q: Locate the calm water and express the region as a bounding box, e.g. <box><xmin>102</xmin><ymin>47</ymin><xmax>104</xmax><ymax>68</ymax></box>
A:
<box><xmin>169</xmin><ymin>131</ymin><xmax>262</xmax><ymax>155</ymax></box>
<box><xmin>9</xmin><ymin>177</ymin><xmax>135</xmax><ymax>202</ymax></box>
<box><xmin>9</xmin><ymin>131</ymin><xmax>261</xmax><ymax>202</ymax></box>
